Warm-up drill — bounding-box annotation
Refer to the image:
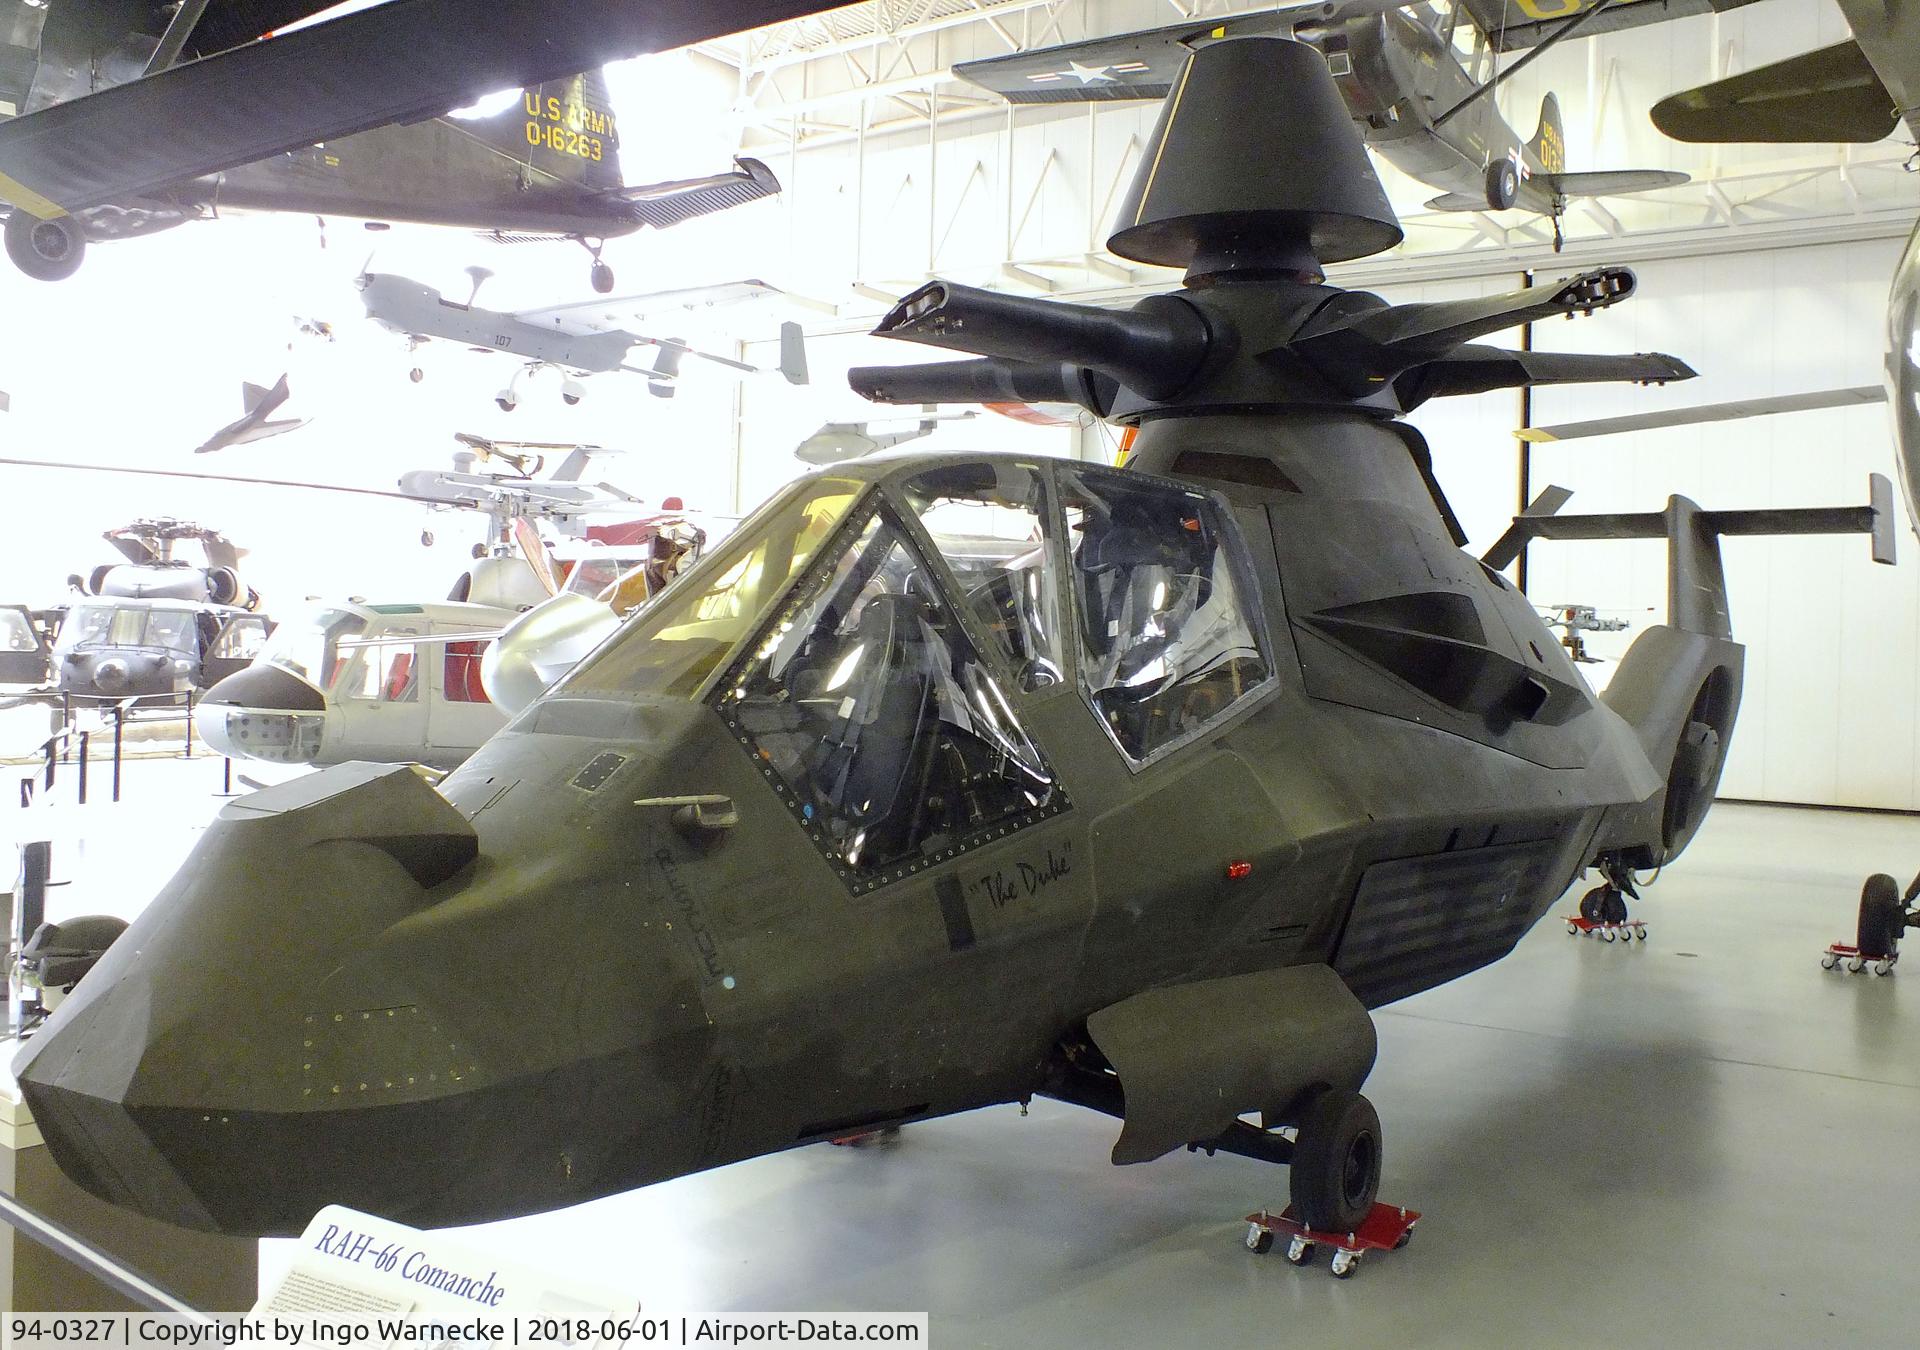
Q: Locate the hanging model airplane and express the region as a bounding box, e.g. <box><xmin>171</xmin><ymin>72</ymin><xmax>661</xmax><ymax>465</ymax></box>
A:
<box><xmin>358</xmin><ymin>269</ymin><xmax>810</xmax><ymax>409</ymax></box>
<box><xmin>0</xmin><ymin>1</ymin><xmax>843</xmax><ymax>288</ymax></box>
<box><xmin>193</xmin><ymin>374</ymin><xmax>307</xmax><ymax>454</ymax></box>
<box><xmin>954</xmin><ymin>0</ymin><xmax>1687</xmax><ymax>243</ymax></box>
<box><xmin>8</xmin><ymin>39</ymin><xmax>1895</xmax><ymax>1240</ymax></box>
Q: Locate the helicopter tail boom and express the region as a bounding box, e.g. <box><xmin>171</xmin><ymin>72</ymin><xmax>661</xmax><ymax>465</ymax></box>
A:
<box><xmin>1488</xmin><ymin>475</ymin><xmax>1894</xmax><ymax>867</ymax></box>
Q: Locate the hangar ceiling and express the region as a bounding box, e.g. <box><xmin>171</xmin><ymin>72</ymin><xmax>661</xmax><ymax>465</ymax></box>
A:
<box><xmin>692</xmin><ymin>0</ymin><xmax>1917</xmax><ymax>302</ymax></box>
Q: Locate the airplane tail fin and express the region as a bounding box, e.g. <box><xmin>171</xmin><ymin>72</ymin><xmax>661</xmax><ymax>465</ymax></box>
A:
<box><xmin>779</xmin><ymin>321</ymin><xmax>809</xmax><ymax>386</ymax></box>
<box><xmin>463</xmin><ymin>69</ymin><xmax>624</xmax><ymax>195</ymax></box>
<box><xmin>1527</xmin><ymin>92</ymin><xmax>1566</xmax><ymax>173</ymax></box>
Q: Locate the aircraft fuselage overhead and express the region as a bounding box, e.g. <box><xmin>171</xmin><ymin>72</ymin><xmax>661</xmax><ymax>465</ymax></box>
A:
<box><xmin>0</xmin><ymin>1</ymin><xmax>800</xmax><ymax>287</ymax></box>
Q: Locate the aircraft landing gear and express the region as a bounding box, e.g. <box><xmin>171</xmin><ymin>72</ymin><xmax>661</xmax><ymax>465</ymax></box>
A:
<box><xmin>1821</xmin><ymin>872</ymin><xmax>1915</xmax><ymax>974</ymax></box>
<box><xmin>1289</xmin><ymin>1086</ymin><xmax>1381</xmax><ymax>1233</ymax></box>
<box><xmin>574</xmin><ymin>236</ymin><xmax>615</xmax><ymax>293</ymax></box>
<box><xmin>1240</xmin><ymin>1085</ymin><xmax>1418</xmax><ymax>1279</ymax></box>
<box><xmin>4</xmin><ymin>211</ymin><xmax>86</xmax><ymax>281</ymax></box>
<box><xmin>1566</xmin><ymin>856</ymin><xmax>1646</xmax><ymax>941</ymax></box>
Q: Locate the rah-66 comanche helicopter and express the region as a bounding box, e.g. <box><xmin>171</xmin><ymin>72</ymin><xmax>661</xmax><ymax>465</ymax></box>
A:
<box><xmin>0</xmin><ymin>2</ymin><xmax>788</xmax><ymax>289</ymax></box>
<box><xmin>357</xmin><ymin>269</ymin><xmax>810</xmax><ymax>411</ymax></box>
<box><xmin>11</xmin><ymin>38</ymin><xmax>1895</xmax><ymax>1240</ymax></box>
<box><xmin>955</xmin><ymin>0</ymin><xmax>1687</xmax><ymax>244</ymax></box>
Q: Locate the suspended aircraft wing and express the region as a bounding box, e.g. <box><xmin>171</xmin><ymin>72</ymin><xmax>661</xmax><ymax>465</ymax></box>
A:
<box><xmin>1458</xmin><ymin>0</ymin><xmax>1769</xmax><ymax>53</ymax></box>
<box><xmin>1517</xmin><ymin>386</ymin><xmax>1889</xmax><ymax>443</ymax></box>
<box><xmin>1652</xmin><ymin>41</ymin><xmax>1901</xmax><ymax>144</ymax></box>
<box><xmin>512</xmin><ymin>280</ymin><xmax>803</xmax><ymax>336</ymax></box>
<box><xmin>951</xmin><ymin>1</ymin><xmax>1404</xmax><ymax>104</ymax></box>
<box><xmin>0</xmin><ymin>0</ymin><xmax>848</xmax><ymax>220</ymax></box>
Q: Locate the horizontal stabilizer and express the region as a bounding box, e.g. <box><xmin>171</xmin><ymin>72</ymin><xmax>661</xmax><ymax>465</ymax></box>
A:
<box><xmin>622</xmin><ymin>158</ymin><xmax>781</xmax><ymax>230</ymax></box>
<box><xmin>1652</xmin><ymin>40</ymin><xmax>1897</xmax><ymax>143</ymax></box>
<box><xmin>1541</xmin><ymin>169</ymin><xmax>1690</xmax><ymax>198</ymax></box>
<box><xmin>1485</xmin><ymin>475</ymin><xmax>1896</xmax><ymax>581</ymax></box>
<box><xmin>1518</xmin><ymin>385</ymin><xmax>1888</xmax><ymax>442</ymax></box>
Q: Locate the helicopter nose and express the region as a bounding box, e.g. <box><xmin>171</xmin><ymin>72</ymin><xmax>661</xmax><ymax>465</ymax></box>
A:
<box><xmin>90</xmin><ymin>657</ymin><xmax>130</xmax><ymax>693</ymax></box>
<box><xmin>11</xmin><ymin>762</ymin><xmax>484</xmax><ymax>1233</ymax></box>
<box><xmin>200</xmin><ymin>665</ymin><xmax>326</xmax><ymax>763</ymax></box>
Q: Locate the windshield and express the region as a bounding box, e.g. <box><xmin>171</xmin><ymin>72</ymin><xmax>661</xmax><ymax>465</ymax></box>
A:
<box><xmin>57</xmin><ymin>604</ymin><xmax>199</xmax><ymax>653</ymax></box>
<box><xmin>559</xmin><ymin>477</ymin><xmax>862</xmax><ymax>701</ymax></box>
<box><xmin>262</xmin><ymin>607</ymin><xmax>369</xmax><ymax>690</ymax></box>
<box><xmin>1</xmin><ymin>610</ymin><xmax>38</xmax><ymax>653</ymax></box>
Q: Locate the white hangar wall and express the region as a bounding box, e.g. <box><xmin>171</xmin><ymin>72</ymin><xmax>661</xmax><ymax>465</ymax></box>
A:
<box><xmin>1521</xmin><ymin>235</ymin><xmax>1915</xmax><ymax>811</ymax></box>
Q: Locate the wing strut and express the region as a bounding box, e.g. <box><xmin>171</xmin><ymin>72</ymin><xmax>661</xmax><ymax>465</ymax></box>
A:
<box><xmin>1433</xmin><ymin>0</ymin><xmax>1621</xmax><ymax>128</ymax></box>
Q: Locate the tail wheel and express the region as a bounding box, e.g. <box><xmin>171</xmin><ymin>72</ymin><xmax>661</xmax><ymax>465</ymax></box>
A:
<box><xmin>1857</xmin><ymin>874</ymin><xmax>1904</xmax><ymax>956</ymax></box>
<box><xmin>5</xmin><ymin>211</ymin><xmax>86</xmax><ymax>281</ymax></box>
<box><xmin>1289</xmin><ymin>1088</ymin><xmax>1382</xmax><ymax>1234</ymax></box>
<box><xmin>1485</xmin><ymin>159</ymin><xmax>1519</xmax><ymax>211</ymax></box>
<box><xmin>1578</xmin><ymin>885</ymin><xmax>1607</xmax><ymax>923</ymax></box>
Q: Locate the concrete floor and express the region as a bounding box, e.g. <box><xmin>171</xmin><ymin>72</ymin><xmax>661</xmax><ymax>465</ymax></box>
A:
<box><xmin>6</xmin><ymin>761</ymin><xmax>1917</xmax><ymax>1345</ymax></box>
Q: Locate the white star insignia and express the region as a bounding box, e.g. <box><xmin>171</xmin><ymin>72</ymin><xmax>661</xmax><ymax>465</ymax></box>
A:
<box><xmin>1064</xmin><ymin>60</ymin><xmax>1117</xmax><ymax>85</ymax></box>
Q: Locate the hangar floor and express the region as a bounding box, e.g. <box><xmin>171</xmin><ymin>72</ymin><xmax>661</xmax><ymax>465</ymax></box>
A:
<box><xmin>6</xmin><ymin>761</ymin><xmax>1916</xmax><ymax>1343</ymax></box>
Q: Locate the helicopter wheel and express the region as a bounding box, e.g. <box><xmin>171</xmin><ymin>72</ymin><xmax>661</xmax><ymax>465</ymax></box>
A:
<box><xmin>409</xmin><ymin>368</ymin><xmax>424</xmax><ymax>384</ymax></box>
<box><xmin>5</xmin><ymin>211</ymin><xmax>86</xmax><ymax>281</ymax></box>
<box><xmin>1288</xmin><ymin>1087</ymin><xmax>1381</xmax><ymax>1235</ymax></box>
<box><xmin>591</xmin><ymin>260</ymin><xmax>615</xmax><ymax>294</ymax></box>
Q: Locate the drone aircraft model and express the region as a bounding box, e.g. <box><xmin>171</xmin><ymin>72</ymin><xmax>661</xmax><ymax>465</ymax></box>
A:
<box><xmin>13</xmin><ymin>38</ymin><xmax>1897</xmax><ymax>1242</ymax></box>
<box><xmin>0</xmin><ymin>1</ymin><xmax>800</xmax><ymax>288</ymax></box>
<box><xmin>358</xmin><ymin>270</ymin><xmax>809</xmax><ymax>410</ymax></box>
<box><xmin>956</xmin><ymin>0</ymin><xmax>1686</xmax><ymax>241</ymax></box>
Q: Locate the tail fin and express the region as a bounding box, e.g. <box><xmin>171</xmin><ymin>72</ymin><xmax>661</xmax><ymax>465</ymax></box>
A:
<box><xmin>778</xmin><ymin>321</ymin><xmax>809</xmax><ymax>386</ymax></box>
<box><xmin>1527</xmin><ymin>92</ymin><xmax>1566</xmax><ymax>173</ymax></box>
<box><xmin>461</xmin><ymin>69</ymin><xmax>624</xmax><ymax>195</ymax></box>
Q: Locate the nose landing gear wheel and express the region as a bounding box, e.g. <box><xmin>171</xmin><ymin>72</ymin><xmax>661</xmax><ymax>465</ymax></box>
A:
<box><xmin>1289</xmin><ymin>1087</ymin><xmax>1382</xmax><ymax>1234</ymax></box>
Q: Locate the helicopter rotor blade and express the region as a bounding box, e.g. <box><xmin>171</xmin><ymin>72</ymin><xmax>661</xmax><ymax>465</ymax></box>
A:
<box><xmin>512</xmin><ymin>517</ymin><xmax>560</xmax><ymax>599</ymax></box>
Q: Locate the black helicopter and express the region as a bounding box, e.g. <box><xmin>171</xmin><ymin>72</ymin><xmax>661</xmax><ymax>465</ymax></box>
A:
<box><xmin>13</xmin><ymin>37</ymin><xmax>1893</xmax><ymax>1241</ymax></box>
<box><xmin>0</xmin><ymin>1</ymin><xmax>790</xmax><ymax>289</ymax></box>
<box><xmin>42</xmin><ymin>519</ymin><xmax>271</xmax><ymax>701</ymax></box>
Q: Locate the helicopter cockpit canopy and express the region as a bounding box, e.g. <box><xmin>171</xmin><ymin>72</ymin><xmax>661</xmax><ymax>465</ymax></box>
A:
<box><xmin>260</xmin><ymin>606</ymin><xmax>369</xmax><ymax>692</ymax></box>
<box><xmin>57</xmin><ymin>602</ymin><xmax>200</xmax><ymax>656</ymax></box>
<box><xmin>558</xmin><ymin>455</ymin><xmax>1274</xmax><ymax>888</ymax></box>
